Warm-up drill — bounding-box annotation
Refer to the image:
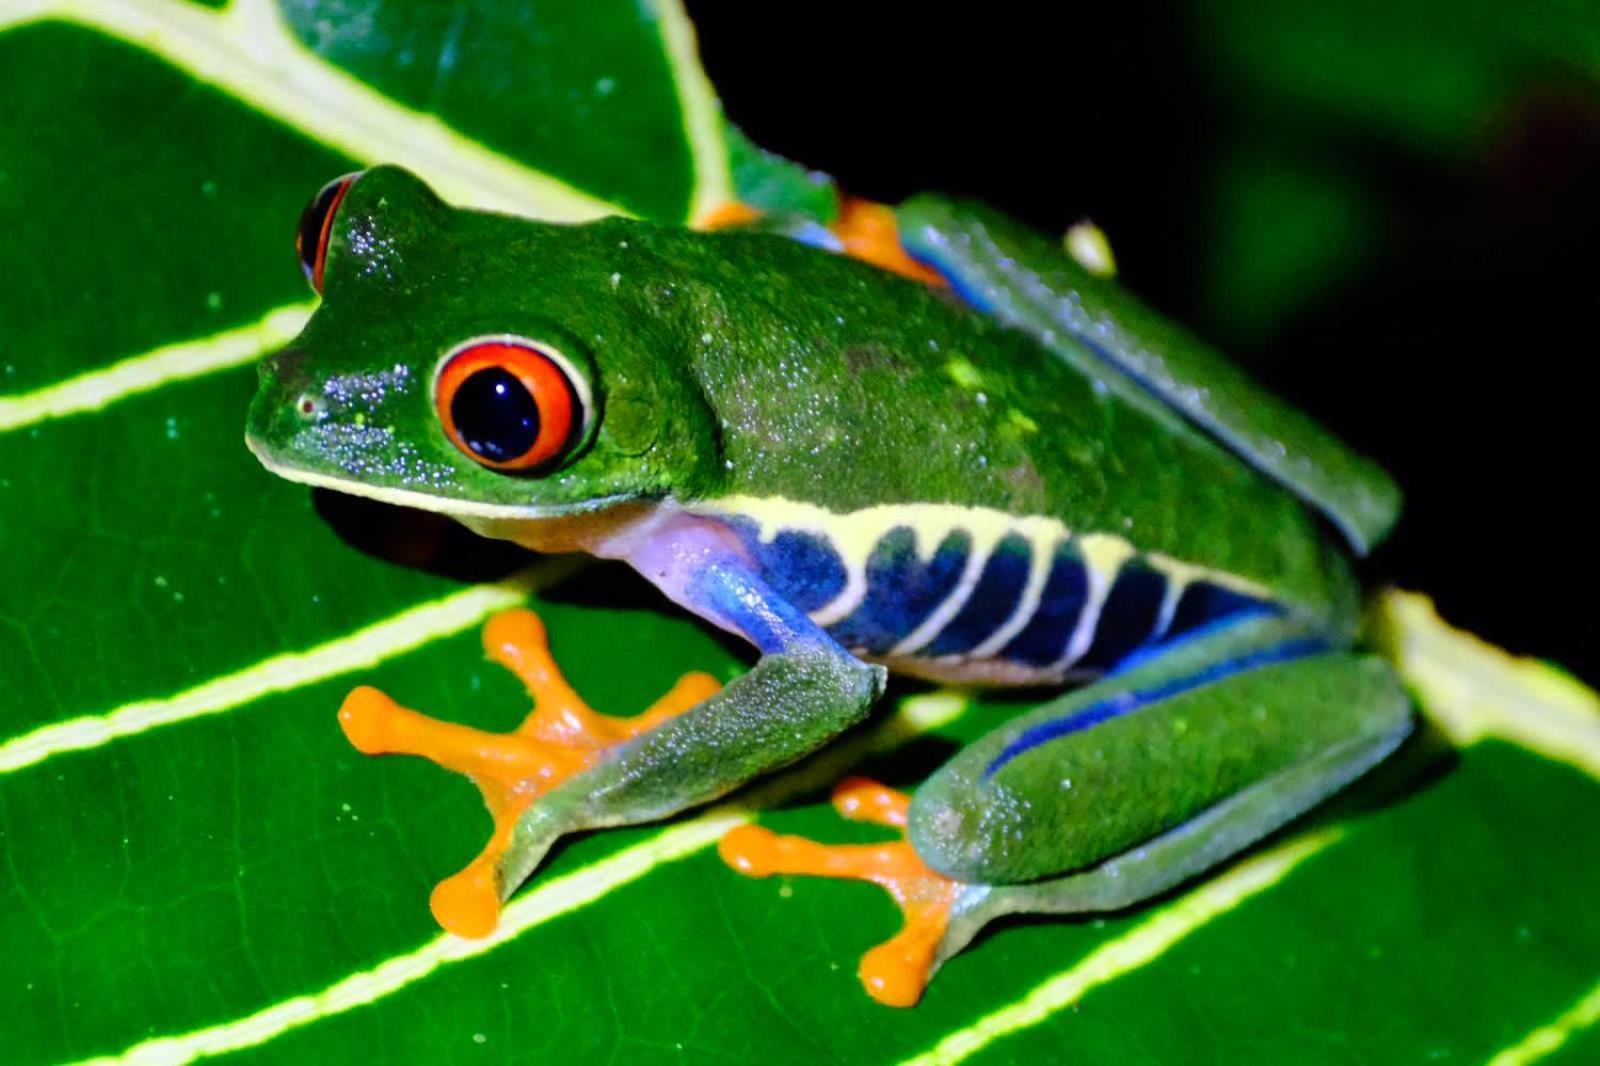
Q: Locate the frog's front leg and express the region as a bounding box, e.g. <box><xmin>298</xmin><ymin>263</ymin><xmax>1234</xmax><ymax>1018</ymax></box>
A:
<box><xmin>341</xmin><ymin>514</ymin><xmax>885</xmax><ymax>938</ymax></box>
<box><xmin>723</xmin><ymin>613</ymin><xmax>1412</xmax><ymax>1005</ymax></box>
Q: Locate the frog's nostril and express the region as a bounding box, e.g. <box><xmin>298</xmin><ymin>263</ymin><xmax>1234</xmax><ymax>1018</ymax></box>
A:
<box><xmin>255</xmin><ymin>349</ymin><xmax>324</xmax><ymax>422</ymax></box>
<box><xmin>294</xmin><ymin>392</ymin><xmax>326</xmax><ymax>421</ymax></box>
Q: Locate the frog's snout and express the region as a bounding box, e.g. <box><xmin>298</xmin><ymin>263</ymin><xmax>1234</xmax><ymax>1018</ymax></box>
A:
<box><xmin>259</xmin><ymin>347</ymin><xmax>307</xmax><ymax>390</ymax></box>
<box><xmin>255</xmin><ymin>348</ymin><xmax>326</xmax><ymax>424</ymax></box>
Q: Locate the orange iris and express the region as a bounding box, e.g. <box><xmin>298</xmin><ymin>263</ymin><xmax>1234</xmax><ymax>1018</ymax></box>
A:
<box><xmin>435</xmin><ymin>340</ymin><xmax>579</xmax><ymax>472</ymax></box>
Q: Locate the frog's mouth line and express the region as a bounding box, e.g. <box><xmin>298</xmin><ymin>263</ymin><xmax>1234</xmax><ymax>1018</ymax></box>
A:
<box><xmin>244</xmin><ymin>433</ymin><xmax>632</xmax><ymax>522</ymax></box>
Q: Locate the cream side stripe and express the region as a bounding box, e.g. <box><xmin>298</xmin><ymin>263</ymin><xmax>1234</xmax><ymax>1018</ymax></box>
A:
<box><xmin>967</xmin><ymin>527</ymin><xmax>1060</xmax><ymax>659</ymax></box>
<box><xmin>0</xmin><ymin>564</ymin><xmax>576</xmax><ymax>776</ymax></box>
<box><xmin>1053</xmin><ymin>532</ymin><xmax>1137</xmax><ymax>670</ymax></box>
<box><xmin>1151</xmin><ymin>571</ymin><xmax>1190</xmax><ymax>638</ymax></box>
<box><xmin>898</xmin><ymin>827</ymin><xmax>1344</xmax><ymax>1066</ymax></box>
<box><xmin>79</xmin><ymin>692</ymin><xmax>969</xmax><ymax>1066</ymax></box>
<box><xmin>0</xmin><ymin>302</ymin><xmax>312</xmax><ymax>433</ymax></box>
<box><xmin>1488</xmin><ymin>976</ymin><xmax>1600</xmax><ymax>1066</ymax></box>
<box><xmin>2</xmin><ymin>0</ymin><xmax>626</xmax><ymax>222</ymax></box>
<box><xmin>889</xmin><ymin>527</ymin><xmax>1001</xmax><ymax>657</ymax></box>
<box><xmin>652</xmin><ymin>0</ymin><xmax>734</xmax><ymax>220</ymax></box>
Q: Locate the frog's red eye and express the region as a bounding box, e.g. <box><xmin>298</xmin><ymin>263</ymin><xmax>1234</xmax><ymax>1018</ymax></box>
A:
<box><xmin>435</xmin><ymin>339</ymin><xmax>585</xmax><ymax>472</ymax></box>
<box><xmin>296</xmin><ymin>173</ymin><xmax>360</xmax><ymax>293</ymax></box>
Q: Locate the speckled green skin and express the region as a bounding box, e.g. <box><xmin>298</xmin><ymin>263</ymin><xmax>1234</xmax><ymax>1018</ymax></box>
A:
<box><xmin>249</xmin><ymin>166</ymin><xmax>1355</xmax><ymax>625</ymax></box>
<box><xmin>896</xmin><ymin>197</ymin><xmax>1401</xmax><ymax>554</ymax></box>
<box><xmin>246</xmin><ymin>167</ymin><xmax>1413</xmax><ymax>981</ymax></box>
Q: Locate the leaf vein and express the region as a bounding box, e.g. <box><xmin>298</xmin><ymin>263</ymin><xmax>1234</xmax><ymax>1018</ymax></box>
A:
<box><xmin>1</xmin><ymin>0</ymin><xmax>630</xmax><ymax>221</ymax></box>
<box><xmin>0</xmin><ymin>564</ymin><xmax>574</xmax><ymax>777</ymax></box>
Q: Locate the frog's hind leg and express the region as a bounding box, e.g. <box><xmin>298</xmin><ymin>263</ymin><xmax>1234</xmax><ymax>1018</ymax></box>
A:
<box><xmin>907</xmin><ymin>613</ymin><xmax>1411</xmax><ymax>888</ymax></box>
<box><xmin>722</xmin><ymin>613</ymin><xmax>1411</xmax><ymax>1005</ymax></box>
<box><xmin>337</xmin><ymin>608</ymin><xmax>720</xmax><ymax>937</ymax></box>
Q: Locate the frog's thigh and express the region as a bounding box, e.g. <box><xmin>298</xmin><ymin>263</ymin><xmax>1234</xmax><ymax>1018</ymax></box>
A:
<box><xmin>907</xmin><ymin>614</ymin><xmax>1412</xmax><ymax>890</ymax></box>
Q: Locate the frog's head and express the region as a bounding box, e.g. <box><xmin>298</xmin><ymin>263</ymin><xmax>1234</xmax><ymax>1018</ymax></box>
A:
<box><xmin>247</xmin><ymin>166</ymin><xmax>722</xmax><ymax>537</ymax></box>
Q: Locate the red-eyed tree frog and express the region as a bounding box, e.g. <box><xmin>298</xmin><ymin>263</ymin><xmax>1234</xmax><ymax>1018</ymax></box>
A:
<box><xmin>247</xmin><ymin>166</ymin><xmax>1410</xmax><ymax>1006</ymax></box>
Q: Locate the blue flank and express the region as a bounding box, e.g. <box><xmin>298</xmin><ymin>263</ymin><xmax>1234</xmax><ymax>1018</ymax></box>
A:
<box><xmin>827</xmin><ymin>527</ymin><xmax>971</xmax><ymax>653</ymax></box>
<box><xmin>1110</xmin><ymin>598</ymin><xmax>1280</xmax><ymax>676</ymax></box>
<box><xmin>725</xmin><ymin>518</ymin><xmax>849</xmax><ymax>615</ymax></box>
<box><xmin>925</xmin><ymin>533</ymin><xmax>1032</xmax><ymax>656</ymax></box>
<box><xmin>786</xmin><ymin>220</ymin><xmax>846</xmax><ymax>254</ymax></box>
<box><xmin>998</xmin><ymin>541</ymin><xmax>1090</xmax><ymax>666</ymax></box>
<box><xmin>981</xmin><ymin>636</ymin><xmax>1331</xmax><ymax>779</ymax></box>
<box><xmin>692</xmin><ymin>558</ymin><xmax>839</xmax><ymax>657</ymax></box>
<box><xmin>1074</xmin><ymin>562</ymin><xmax>1168</xmax><ymax>673</ymax></box>
<box><xmin>1166</xmin><ymin>582</ymin><xmax>1271</xmax><ymax>640</ymax></box>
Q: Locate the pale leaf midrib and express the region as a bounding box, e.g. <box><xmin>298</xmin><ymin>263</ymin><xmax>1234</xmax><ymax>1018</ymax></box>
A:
<box><xmin>1375</xmin><ymin>590</ymin><xmax>1600</xmax><ymax>780</ymax></box>
<box><xmin>651</xmin><ymin>0</ymin><xmax>733</xmax><ymax>220</ymax></box>
<box><xmin>0</xmin><ymin>0</ymin><xmax>743</xmax><ymax>420</ymax></box>
<box><xmin>0</xmin><ymin>301</ymin><xmax>312</xmax><ymax>433</ymax></box>
<box><xmin>1488</xmin><ymin>975</ymin><xmax>1600</xmax><ymax>1066</ymax></box>
<box><xmin>0</xmin><ymin>563</ymin><xmax>575</xmax><ymax>776</ymax></box>
<box><xmin>1</xmin><ymin>0</ymin><xmax>631</xmax><ymax>222</ymax></box>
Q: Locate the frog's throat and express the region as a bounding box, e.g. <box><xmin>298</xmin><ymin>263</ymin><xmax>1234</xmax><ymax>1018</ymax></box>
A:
<box><xmin>245</xmin><ymin>433</ymin><xmax>639</xmax><ymax>523</ymax></box>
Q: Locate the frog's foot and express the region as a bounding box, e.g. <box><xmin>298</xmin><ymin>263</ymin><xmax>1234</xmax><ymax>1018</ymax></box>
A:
<box><xmin>719</xmin><ymin>777</ymin><xmax>966</xmax><ymax>1007</ymax></box>
<box><xmin>695</xmin><ymin>196</ymin><xmax>948</xmax><ymax>288</ymax></box>
<box><xmin>338</xmin><ymin>608</ymin><xmax>721</xmax><ymax>938</ymax></box>
<box><xmin>695</xmin><ymin>200</ymin><xmax>764</xmax><ymax>231</ymax></box>
<box><xmin>831</xmin><ymin>197</ymin><xmax>949</xmax><ymax>288</ymax></box>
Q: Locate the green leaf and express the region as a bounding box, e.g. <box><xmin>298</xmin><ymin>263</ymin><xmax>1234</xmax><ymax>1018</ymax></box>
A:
<box><xmin>2</xmin><ymin>4</ymin><xmax>1599</xmax><ymax>1064</ymax></box>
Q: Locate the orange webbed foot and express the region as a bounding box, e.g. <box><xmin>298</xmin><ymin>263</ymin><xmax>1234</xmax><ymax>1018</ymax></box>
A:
<box><xmin>719</xmin><ymin>777</ymin><xmax>962</xmax><ymax>1007</ymax></box>
<box><xmin>695</xmin><ymin>196</ymin><xmax>948</xmax><ymax>288</ymax></box>
<box><xmin>831</xmin><ymin>198</ymin><xmax>949</xmax><ymax>288</ymax></box>
<box><xmin>338</xmin><ymin>607</ymin><xmax>721</xmax><ymax>939</ymax></box>
<box><xmin>695</xmin><ymin>200</ymin><xmax>764</xmax><ymax>231</ymax></box>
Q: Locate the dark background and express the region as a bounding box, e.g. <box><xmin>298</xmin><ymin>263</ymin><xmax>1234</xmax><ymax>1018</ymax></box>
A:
<box><xmin>688</xmin><ymin>1</ymin><xmax>1600</xmax><ymax>681</ymax></box>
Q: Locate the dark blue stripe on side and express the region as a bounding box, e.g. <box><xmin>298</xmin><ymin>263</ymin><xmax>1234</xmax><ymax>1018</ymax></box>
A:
<box><xmin>924</xmin><ymin>534</ymin><xmax>1032</xmax><ymax>656</ymax></box>
<box><xmin>1110</xmin><ymin>597</ymin><xmax>1282</xmax><ymax>677</ymax></box>
<box><xmin>827</xmin><ymin>527</ymin><xmax>970</xmax><ymax>654</ymax></box>
<box><xmin>1166</xmin><ymin>581</ymin><xmax>1271</xmax><ymax>641</ymax></box>
<box><xmin>1074</xmin><ymin>560</ymin><xmax>1168</xmax><ymax>674</ymax></box>
<box><xmin>723</xmin><ymin>517</ymin><xmax>849</xmax><ymax>615</ymax></box>
<box><xmin>997</xmin><ymin>540</ymin><xmax>1089</xmax><ymax>666</ymax></box>
<box><xmin>982</xmin><ymin>636</ymin><xmax>1330</xmax><ymax>779</ymax></box>
<box><xmin>903</xmin><ymin>247</ymin><xmax>995</xmax><ymax>313</ymax></box>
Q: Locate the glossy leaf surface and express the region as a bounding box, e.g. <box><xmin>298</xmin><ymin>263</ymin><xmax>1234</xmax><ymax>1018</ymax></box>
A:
<box><xmin>1</xmin><ymin>3</ymin><xmax>1597</xmax><ymax>1064</ymax></box>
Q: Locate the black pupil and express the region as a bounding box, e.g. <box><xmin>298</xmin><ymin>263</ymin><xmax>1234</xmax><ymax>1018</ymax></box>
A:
<box><xmin>451</xmin><ymin>367</ymin><xmax>541</xmax><ymax>463</ymax></box>
<box><xmin>296</xmin><ymin>178</ymin><xmax>346</xmax><ymax>283</ymax></box>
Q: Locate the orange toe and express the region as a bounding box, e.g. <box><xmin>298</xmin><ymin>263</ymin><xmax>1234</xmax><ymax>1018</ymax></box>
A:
<box><xmin>341</xmin><ymin>607</ymin><xmax>721</xmax><ymax>938</ymax></box>
<box><xmin>832</xmin><ymin>198</ymin><xmax>948</xmax><ymax>288</ymax></box>
<box><xmin>719</xmin><ymin>777</ymin><xmax>961</xmax><ymax>1007</ymax></box>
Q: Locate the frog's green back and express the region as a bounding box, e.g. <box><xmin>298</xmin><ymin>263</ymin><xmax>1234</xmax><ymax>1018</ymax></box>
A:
<box><xmin>607</xmin><ymin>220</ymin><xmax>1358</xmax><ymax>624</ymax></box>
<box><xmin>896</xmin><ymin>196</ymin><xmax>1401</xmax><ymax>555</ymax></box>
